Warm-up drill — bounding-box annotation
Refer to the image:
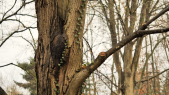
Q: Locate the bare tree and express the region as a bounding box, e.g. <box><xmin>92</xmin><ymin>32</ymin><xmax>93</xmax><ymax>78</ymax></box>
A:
<box><xmin>0</xmin><ymin>0</ymin><xmax>36</xmax><ymax>48</ymax></box>
<box><xmin>0</xmin><ymin>0</ymin><xmax>37</xmax><ymax>94</ymax></box>
<box><xmin>1</xmin><ymin>0</ymin><xmax>169</xmax><ymax>95</ymax></box>
<box><xmin>34</xmin><ymin>0</ymin><xmax>169</xmax><ymax>95</ymax></box>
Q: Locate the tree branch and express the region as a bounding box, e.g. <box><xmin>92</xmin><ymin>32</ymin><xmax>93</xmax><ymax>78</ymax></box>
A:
<box><xmin>96</xmin><ymin>70</ymin><xmax>118</xmax><ymax>88</ymax></box>
<box><xmin>87</xmin><ymin>5</ymin><xmax>169</xmax><ymax>72</ymax></box>
<box><xmin>89</xmin><ymin>27</ymin><xmax>169</xmax><ymax>73</ymax></box>
<box><xmin>15</xmin><ymin>36</ymin><xmax>36</xmax><ymax>52</ymax></box>
<box><xmin>16</xmin><ymin>14</ymin><xmax>37</xmax><ymax>18</ymax></box>
<box><xmin>136</xmin><ymin>68</ymin><xmax>169</xmax><ymax>83</ymax></box>
<box><xmin>0</xmin><ymin>0</ymin><xmax>34</xmax><ymax>24</ymax></box>
<box><xmin>77</xmin><ymin>5</ymin><xmax>169</xmax><ymax>79</ymax></box>
<box><xmin>2</xmin><ymin>0</ymin><xmax>17</xmax><ymax>19</ymax></box>
<box><xmin>0</xmin><ymin>63</ymin><xmax>36</xmax><ymax>79</ymax></box>
<box><xmin>66</xmin><ymin>4</ymin><xmax>169</xmax><ymax>93</ymax></box>
<box><xmin>0</xmin><ymin>63</ymin><xmax>14</xmax><ymax>68</ymax></box>
<box><xmin>0</xmin><ymin>27</ymin><xmax>36</xmax><ymax>48</ymax></box>
<box><xmin>144</xmin><ymin>6</ymin><xmax>169</xmax><ymax>28</ymax></box>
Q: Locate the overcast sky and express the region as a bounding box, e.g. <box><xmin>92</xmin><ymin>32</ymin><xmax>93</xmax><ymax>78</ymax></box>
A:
<box><xmin>0</xmin><ymin>0</ymin><xmax>37</xmax><ymax>94</ymax></box>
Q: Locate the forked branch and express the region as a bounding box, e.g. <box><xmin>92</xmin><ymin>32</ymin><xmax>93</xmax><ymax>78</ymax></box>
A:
<box><xmin>78</xmin><ymin>6</ymin><xmax>169</xmax><ymax>78</ymax></box>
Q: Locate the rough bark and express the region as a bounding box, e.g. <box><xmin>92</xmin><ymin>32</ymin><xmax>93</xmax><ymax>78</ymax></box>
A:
<box><xmin>35</xmin><ymin>0</ymin><xmax>87</xmax><ymax>95</ymax></box>
<box><xmin>34</xmin><ymin>0</ymin><xmax>169</xmax><ymax>95</ymax></box>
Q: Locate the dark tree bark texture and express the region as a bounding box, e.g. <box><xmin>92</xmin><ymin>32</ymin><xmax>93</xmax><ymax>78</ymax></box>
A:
<box><xmin>0</xmin><ymin>87</ymin><xmax>7</xmax><ymax>95</ymax></box>
<box><xmin>34</xmin><ymin>0</ymin><xmax>169</xmax><ymax>95</ymax></box>
<box><xmin>35</xmin><ymin>0</ymin><xmax>87</xmax><ymax>95</ymax></box>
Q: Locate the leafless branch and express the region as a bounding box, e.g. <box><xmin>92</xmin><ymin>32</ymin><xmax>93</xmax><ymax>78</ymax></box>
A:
<box><xmin>16</xmin><ymin>14</ymin><xmax>37</xmax><ymax>18</ymax></box>
<box><xmin>77</xmin><ymin>5</ymin><xmax>169</xmax><ymax>79</ymax></box>
<box><xmin>0</xmin><ymin>63</ymin><xmax>36</xmax><ymax>80</ymax></box>
<box><xmin>0</xmin><ymin>0</ymin><xmax>34</xmax><ymax>24</ymax></box>
<box><xmin>83</xmin><ymin>37</ymin><xmax>95</xmax><ymax>61</ymax></box>
<box><xmin>2</xmin><ymin>0</ymin><xmax>17</xmax><ymax>19</ymax></box>
<box><xmin>136</xmin><ymin>68</ymin><xmax>169</xmax><ymax>83</ymax></box>
<box><xmin>15</xmin><ymin>36</ymin><xmax>36</xmax><ymax>52</ymax></box>
<box><xmin>0</xmin><ymin>27</ymin><xmax>36</xmax><ymax>47</ymax></box>
<box><xmin>95</xmin><ymin>71</ymin><xmax>118</xmax><ymax>95</ymax></box>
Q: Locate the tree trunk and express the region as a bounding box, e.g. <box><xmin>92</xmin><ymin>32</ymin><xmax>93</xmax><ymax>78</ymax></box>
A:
<box><xmin>34</xmin><ymin>0</ymin><xmax>87</xmax><ymax>95</ymax></box>
<box><xmin>0</xmin><ymin>87</ymin><xmax>7</xmax><ymax>95</ymax></box>
<box><xmin>34</xmin><ymin>0</ymin><xmax>169</xmax><ymax>95</ymax></box>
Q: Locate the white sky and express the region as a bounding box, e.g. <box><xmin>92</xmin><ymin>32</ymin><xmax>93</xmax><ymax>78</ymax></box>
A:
<box><xmin>0</xmin><ymin>0</ymin><xmax>37</xmax><ymax>94</ymax></box>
